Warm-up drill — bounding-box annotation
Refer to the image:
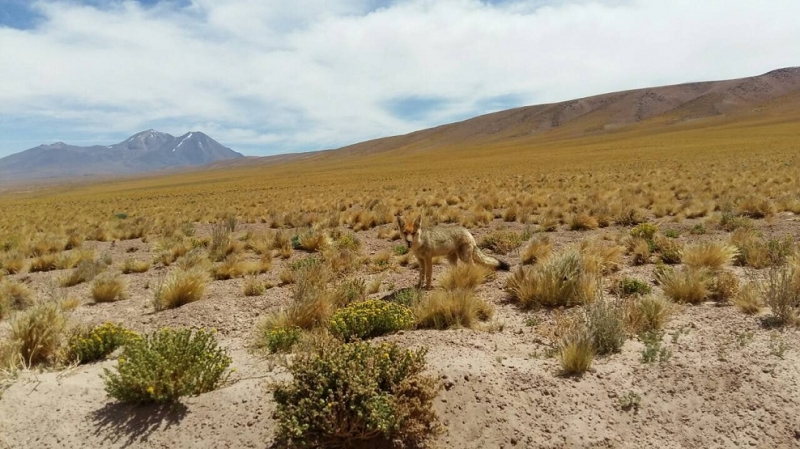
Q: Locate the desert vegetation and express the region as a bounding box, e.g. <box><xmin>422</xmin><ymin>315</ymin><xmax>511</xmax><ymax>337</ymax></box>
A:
<box><xmin>0</xmin><ymin>113</ymin><xmax>799</xmax><ymax>447</ymax></box>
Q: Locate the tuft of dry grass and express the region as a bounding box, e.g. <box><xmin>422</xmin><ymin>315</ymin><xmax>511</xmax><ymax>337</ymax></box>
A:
<box><xmin>558</xmin><ymin>328</ymin><xmax>594</xmax><ymax>376</ymax></box>
<box><xmin>521</xmin><ymin>235</ymin><xmax>552</xmax><ymax>265</ymax></box>
<box><xmin>243</xmin><ymin>276</ymin><xmax>270</xmax><ymax>296</ymax></box>
<box><xmin>570</xmin><ymin>213</ymin><xmax>599</xmax><ymax>231</ymax></box>
<box><xmin>296</xmin><ymin>230</ymin><xmax>332</xmax><ymax>252</ymax></box>
<box><xmin>212</xmin><ymin>255</ymin><xmax>258</xmax><ymax>280</ymax></box>
<box><xmin>624</xmin><ymin>295</ymin><xmax>673</xmax><ymax>334</ymax></box>
<box><xmin>578</xmin><ymin>239</ymin><xmax>623</xmax><ymax>275</ymax></box>
<box><xmin>438</xmin><ymin>264</ymin><xmax>492</xmax><ymax>291</ymax></box>
<box><xmin>682</xmin><ymin>241</ymin><xmax>738</xmax><ymax>271</ymax></box>
<box><xmin>505</xmin><ymin>251</ymin><xmax>598</xmax><ymax>309</ymax></box>
<box><xmin>0</xmin><ymin>280</ymin><xmax>35</xmax><ymax>317</ymax></box>
<box><xmin>480</xmin><ymin>228</ymin><xmax>532</xmax><ymax>255</ymax></box>
<box><xmin>730</xmin><ymin>229</ymin><xmax>795</xmax><ymax>268</ymax></box>
<box><xmin>29</xmin><ymin>254</ymin><xmax>58</xmax><ymax>273</ymax></box>
<box><xmin>709</xmin><ymin>269</ymin><xmax>740</xmax><ymax>302</ymax></box>
<box><xmin>8</xmin><ymin>301</ymin><xmax>67</xmax><ymax>367</ymax></box>
<box><xmin>91</xmin><ymin>273</ymin><xmax>127</xmax><ymax>303</ymax></box>
<box><xmin>153</xmin><ymin>269</ymin><xmax>209</xmax><ymax>311</ymax></box>
<box><xmin>60</xmin><ymin>260</ymin><xmax>105</xmax><ymax>287</ymax></box>
<box><xmin>0</xmin><ymin>251</ymin><xmax>25</xmax><ymax>275</ymax></box>
<box><xmin>629</xmin><ymin>238</ymin><xmax>651</xmax><ymax>265</ymax></box>
<box><xmin>414</xmin><ymin>289</ymin><xmax>494</xmax><ymax>330</ymax></box>
<box><xmin>733</xmin><ymin>282</ymin><xmax>765</xmax><ymax>315</ymax></box>
<box><xmin>761</xmin><ymin>265</ymin><xmax>800</xmax><ymax>326</ymax></box>
<box><xmin>656</xmin><ymin>266</ymin><xmax>710</xmax><ymax>304</ymax></box>
<box><xmin>121</xmin><ymin>257</ymin><xmax>151</xmax><ymax>274</ymax></box>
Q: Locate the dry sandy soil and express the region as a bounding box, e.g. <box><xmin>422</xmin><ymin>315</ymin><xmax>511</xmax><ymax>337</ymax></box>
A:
<box><xmin>1</xmin><ymin>216</ymin><xmax>800</xmax><ymax>449</ymax></box>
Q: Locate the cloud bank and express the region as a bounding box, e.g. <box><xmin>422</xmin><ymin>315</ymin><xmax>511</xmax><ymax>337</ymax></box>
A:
<box><xmin>1</xmin><ymin>0</ymin><xmax>799</xmax><ymax>156</ymax></box>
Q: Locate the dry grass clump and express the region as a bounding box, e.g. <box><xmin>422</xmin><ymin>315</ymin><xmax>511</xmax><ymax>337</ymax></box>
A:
<box><xmin>60</xmin><ymin>260</ymin><xmax>105</xmax><ymax>287</ymax></box>
<box><xmin>737</xmin><ymin>196</ymin><xmax>775</xmax><ymax>218</ymax></box>
<box><xmin>212</xmin><ymin>255</ymin><xmax>259</xmax><ymax>280</ymax></box>
<box><xmin>733</xmin><ymin>282</ymin><xmax>765</xmax><ymax>314</ymax></box>
<box><xmin>521</xmin><ymin>235</ymin><xmax>552</xmax><ymax>265</ymax></box>
<box><xmin>578</xmin><ymin>239</ymin><xmax>623</xmax><ymax>274</ymax></box>
<box><xmin>153</xmin><ymin>270</ymin><xmax>209</xmax><ymax>311</ymax></box>
<box><xmin>175</xmin><ymin>249</ymin><xmax>210</xmax><ymax>271</ymax></box>
<box><xmin>624</xmin><ymin>295</ymin><xmax>673</xmax><ymax>334</ymax></box>
<box><xmin>296</xmin><ymin>229</ymin><xmax>332</xmax><ymax>252</ymax></box>
<box><xmin>629</xmin><ymin>238</ymin><xmax>652</xmax><ymax>265</ymax></box>
<box><xmin>331</xmin><ymin>278</ymin><xmax>367</xmax><ymax>307</ymax></box>
<box><xmin>569</xmin><ymin>213</ymin><xmax>599</xmax><ymax>231</ymax></box>
<box><xmin>267</xmin><ymin>260</ymin><xmax>336</xmax><ymax>332</ymax></box>
<box><xmin>0</xmin><ymin>251</ymin><xmax>25</xmax><ymax>275</ymax></box>
<box><xmin>121</xmin><ymin>257</ymin><xmax>151</xmax><ymax>274</ymax></box>
<box><xmin>761</xmin><ymin>265</ymin><xmax>800</xmax><ymax>326</ymax></box>
<box><xmin>505</xmin><ymin>251</ymin><xmax>598</xmax><ymax>309</ymax></box>
<box><xmin>438</xmin><ymin>264</ymin><xmax>492</xmax><ymax>291</ymax></box>
<box><xmin>730</xmin><ymin>229</ymin><xmax>795</xmax><ymax>268</ymax></box>
<box><xmin>709</xmin><ymin>269</ymin><xmax>740</xmax><ymax>302</ymax></box>
<box><xmin>243</xmin><ymin>276</ymin><xmax>270</xmax><ymax>296</ymax></box>
<box><xmin>653</xmin><ymin>235</ymin><xmax>683</xmax><ymax>265</ymax></box>
<box><xmin>655</xmin><ymin>266</ymin><xmax>710</xmax><ymax>304</ymax></box>
<box><xmin>682</xmin><ymin>241</ymin><xmax>738</xmax><ymax>271</ymax></box>
<box><xmin>91</xmin><ymin>273</ymin><xmax>127</xmax><ymax>303</ymax></box>
<box><xmin>29</xmin><ymin>253</ymin><xmax>58</xmax><ymax>273</ymax></box>
<box><xmin>208</xmin><ymin>222</ymin><xmax>244</xmax><ymax>262</ymax></box>
<box><xmin>480</xmin><ymin>228</ymin><xmax>532</xmax><ymax>255</ymax></box>
<box><xmin>0</xmin><ymin>280</ymin><xmax>35</xmax><ymax>318</ymax></box>
<box><xmin>7</xmin><ymin>301</ymin><xmax>67</xmax><ymax>367</ymax></box>
<box><xmin>414</xmin><ymin>289</ymin><xmax>494</xmax><ymax>330</ymax></box>
<box><xmin>558</xmin><ymin>327</ymin><xmax>594</xmax><ymax>376</ymax></box>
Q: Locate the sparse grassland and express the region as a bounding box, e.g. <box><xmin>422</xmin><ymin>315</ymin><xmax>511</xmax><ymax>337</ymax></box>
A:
<box><xmin>0</xmin><ymin>111</ymin><xmax>799</xmax><ymax>448</ymax></box>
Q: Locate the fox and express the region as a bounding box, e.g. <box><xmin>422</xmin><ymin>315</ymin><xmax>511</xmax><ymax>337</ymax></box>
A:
<box><xmin>397</xmin><ymin>215</ymin><xmax>510</xmax><ymax>289</ymax></box>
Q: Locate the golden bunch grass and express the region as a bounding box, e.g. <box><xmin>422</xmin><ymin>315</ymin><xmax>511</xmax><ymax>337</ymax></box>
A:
<box><xmin>656</xmin><ymin>266</ymin><xmax>710</xmax><ymax>304</ymax></box>
<box><xmin>624</xmin><ymin>295</ymin><xmax>673</xmax><ymax>334</ymax></box>
<box><xmin>121</xmin><ymin>257</ymin><xmax>151</xmax><ymax>274</ymax></box>
<box><xmin>153</xmin><ymin>269</ymin><xmax>209</xmax><ymax>311</ymax></box>
<box><xmin>521</xmin><ymin>235</ymin><xmax>552</xmax><ymax>265</ymax></box>
<box><xmin>29</xmin><ymin>254</ymin><xmax>58</xmax><ymax>273</ymax></box>
<box><xmin>505</xmin><ymin>251</ymin><xmax>598</xmax><ymax>309</ymax></box>
<box><xmin>438</xmin><ymin>264</ymin><xmax>492</xmax><ymax>291</ymax></box>
<box><xmin>8</xmin><ymin>301</ymin><xmax>67</xmax><ymax>367</ymax></box>
<box><xmin>90</xmin><ymin>273</ymin><xmax>127</xmax><ymax>303</ymax></box>
<box><xmin>733</xmin><ymin>282</ymin><xmax>765</xmax><ymax>315</ymax></box>
<box><xmin>414</xmin><ymin>289</ymin><xmax>494</xmax><ymax>330</ymax></box>
<box><xmin>558</xmin><ymin>328</ymin><xmax>594</xmax><ymax>376</ymax></box>
<box><xmin>0</xmin><ymin>280</ymin><xmax>35</xmax><ymax>315</ymax></box>
<box><xmin>682</xmin><ymin>241</ymin><xmax>738</xmax><ymax>271</ymax></box>
<box><xmin>60</xmin><ymin>260</ymin><xmax>105</xmax><ymax>287</ymax></box>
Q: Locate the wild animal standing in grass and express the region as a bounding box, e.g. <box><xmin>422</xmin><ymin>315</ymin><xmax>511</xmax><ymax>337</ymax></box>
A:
<box><xmin>397</xmin><ymin>215</ymin><xmax>510</xmax><ymax>289</ymax></box>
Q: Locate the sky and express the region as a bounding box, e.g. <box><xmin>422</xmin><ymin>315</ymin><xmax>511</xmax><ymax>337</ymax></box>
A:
<box><xmin>0</xmin><ymin>0</ymin><xmax>799</xmax><ymax>157</ymax></box>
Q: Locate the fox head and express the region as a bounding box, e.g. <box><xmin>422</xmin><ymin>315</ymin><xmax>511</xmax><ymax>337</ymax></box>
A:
<box><xmin>396</xmin><ymin>215</ymin><xmax>421</xmax><ymax>248</ymax></box>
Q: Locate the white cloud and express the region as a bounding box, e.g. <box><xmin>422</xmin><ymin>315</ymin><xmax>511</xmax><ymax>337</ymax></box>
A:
<box><xmin>1</xmin><ymin>0</ymin><xmax>799</xmax><ymax>156</ymax></box>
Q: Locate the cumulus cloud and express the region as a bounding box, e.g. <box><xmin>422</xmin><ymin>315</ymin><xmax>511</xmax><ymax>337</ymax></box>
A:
<box><xmin>0</xmin><ymin>0</ymin><xmax>799</xmax><ymax>156</ymax></box>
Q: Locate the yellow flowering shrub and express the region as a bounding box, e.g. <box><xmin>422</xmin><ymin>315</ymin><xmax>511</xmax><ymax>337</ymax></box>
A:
<box><xmin>273</xmin><ymin>341</ymin><xmax>439</xmax><ymax>448</ymax></box>
<box><xmin>263</xmin><ymin>326</ymin><xmax>301</xmax><ymax>353</ymax></box>
<box><xmin>328</xmin><ymin>299</ymin><xmax>414</xmax><ymax>342</ymax></box>
<box><xmin>67</xmin><ymin>322</ymin><xmax>139</xmax><ymax>364</ymax></box>
<box><xmin>102</xmin><ymin>328</ymin><xmax>231</xmax><ymax>404</ymax></box>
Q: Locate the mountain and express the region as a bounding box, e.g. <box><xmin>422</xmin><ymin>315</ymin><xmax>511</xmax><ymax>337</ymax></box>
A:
<box><xmin>0</xmin><ymin>130</ymin><xmax>243</xmax><ymax>180</ymax></box>
<box><xmin>327</xmin><ymin>67</ymin><xmax>800</xmax><ymax>157</ymax></box>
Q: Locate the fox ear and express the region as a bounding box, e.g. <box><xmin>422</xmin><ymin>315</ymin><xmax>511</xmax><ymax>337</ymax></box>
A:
<box><xmin>413</xmin><ymin>215</ymin><xmax>421</xmax><ymax>229</ymax></box>
<box><xmin>397</xmin><ymin>216</ymin><xmax>405</xmax><ymax>229</ymax></box>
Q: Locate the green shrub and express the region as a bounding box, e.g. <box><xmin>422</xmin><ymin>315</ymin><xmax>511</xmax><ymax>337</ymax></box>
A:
<box><xmin>640</xmin><ymin>330</ymin><xmax>671</xmax><ymax>363</ymax></box>
<box><xmin>102</xmin><ymin>328</ymin><xmax>231</xmax><ymax>404</ymax></box>
<box><xmin>615</xmin><ymin>277</ymin><xmax>652</xmax><ymax>297</ymax></box>
<box><xmin>630</xmin><ymin>223</ymin><xmax>658</xmax><ymax>242</ymax></box>
<box><xmin>584</xmin><ymin>297</ymin><xmax>626</xmax><ymax>355</ymax></box>
<box><xmin>329</xmin><ymin>300</ymin><xmax>414</xmax><ymax>342</ymax></box>
<box><xmin>393</xmin><ymin>244</ymin><xmax>409</xmax><ymax>256</ymax></box>
<box><xmin>67</xmin><ymin>322</ymin><xmax>140</xmax><ymax>364</ymax></box>
<box><xmin>273</xmin><ymin>342</ymin><xmax>439</xmax><ymax>448</ymax></box>
<box><xmin>259</xmin><ymin>326</ymin><xmax>302</xmax><ymax>353</ymax></box>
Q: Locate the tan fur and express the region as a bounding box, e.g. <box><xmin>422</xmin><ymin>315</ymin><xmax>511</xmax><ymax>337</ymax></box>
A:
<box><xmin>397</xmin><ymin>215</ymin><xmax>509</xmax><ymax>289</ymax></box>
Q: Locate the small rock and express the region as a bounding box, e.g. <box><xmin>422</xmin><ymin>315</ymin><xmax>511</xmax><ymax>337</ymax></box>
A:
<box><xmin>444</xmin><ymin>381</ymin><xmax>455</xmax><ymax>391</ymax></box>
<box><xmin>794</xmin><ymin>429</ymin><xmax>800</xmax><ymax>440</ymax></box>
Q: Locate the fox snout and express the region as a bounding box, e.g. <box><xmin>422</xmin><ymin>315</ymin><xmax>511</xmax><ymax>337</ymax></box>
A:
<box><xmin>406</xmin><ymin>240</ymin><xmax>412</xmax><ymax>248</ymax></box>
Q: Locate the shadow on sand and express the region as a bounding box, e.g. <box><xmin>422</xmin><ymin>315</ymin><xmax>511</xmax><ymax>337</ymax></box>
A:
<box><xmin>90</xmin><ymin>401</ymin><xmax>188</xmax><ymax>447</ymax></box>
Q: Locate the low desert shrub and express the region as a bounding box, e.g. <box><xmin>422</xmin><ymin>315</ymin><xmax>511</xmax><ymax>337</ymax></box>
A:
<box><xmin>91</xmin><ymin>273</ymin><xmax>127</xmax><ymax>303</ymax></box>
<box><xmin>257</xmin><ymin>325</ymin><xmax>302</xmax><ymax>353</ymax></box>
<box><xmin>414</xmin><ymin>289</ymin><xmax>494</xmax><ymax>330</ymax></box>
<box><xmin>272</xmin><ymin>342</ymin><xmax>439</xmax><ymax>448</ymax></box>
<box><xmin>761</xmin><ymin>265</ymin><xmax>800</xmax><ymax>326</ymax></box>
<box><xmin>153</xmin><ymin>270</ymin><xmax>208</xmax><ymax>311</ymax></box>
<box><xmin>584</xmin><ymin>297</ymin><xmax>626</xmax><ymax>355</ymax></box>
<box><xmin>67</xmin><ymin>322</ymin><xmax>140</xmax><ymax>364</ymax></box>
<box><xmin>730</xmin><ymin>230</ymin><xmax>794</xmax><ymax>268</ymax></box>
<box><xmin>613</xmin><ymin>277</ymin><xmax>652</xmax><ymax>297</ymax></box>
<box><xmin>329</xmin><ymin>299</ymin><xmax>414</xmax><ymax>342</ymax></box>
<box><xmin>102</xmin><ymin>328</ymin><xmax>231</xmax><ymax>404</ymax></box>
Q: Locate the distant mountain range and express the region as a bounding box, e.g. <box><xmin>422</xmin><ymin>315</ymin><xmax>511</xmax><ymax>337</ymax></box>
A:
<box><xmin>0</xmin><ymin>130</ymin><xmax>243</xmax><ymax>180</ymax></box>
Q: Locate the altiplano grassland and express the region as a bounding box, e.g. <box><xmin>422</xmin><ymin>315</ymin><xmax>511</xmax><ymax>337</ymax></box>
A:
<box><xmin>0</xmin><ymin>111</ymin><xmax>799</xmax><ymax>448</ymax></box>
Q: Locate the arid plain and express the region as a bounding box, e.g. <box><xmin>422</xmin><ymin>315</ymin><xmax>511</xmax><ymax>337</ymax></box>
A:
<box><xmin>1</xmin><ymin>69</ymin><xmax>800</xmax><ymax>448</ymax></box>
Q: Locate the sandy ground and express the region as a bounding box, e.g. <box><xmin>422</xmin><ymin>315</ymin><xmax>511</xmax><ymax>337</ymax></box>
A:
<box><xmin>1</xmin><ymin>216</ymin><xmax>800</xmax><ymax>449</ymax></box>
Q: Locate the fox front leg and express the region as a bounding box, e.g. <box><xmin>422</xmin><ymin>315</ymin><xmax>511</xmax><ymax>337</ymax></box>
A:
<box><xmin>416</xmin><ymin>256</ymin><xmax>426</xmax><ymax>289</ymax></box>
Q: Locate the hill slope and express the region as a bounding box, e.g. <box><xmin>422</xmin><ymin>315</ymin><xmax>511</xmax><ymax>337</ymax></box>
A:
<box><xmin>0</xmin><ymin>130</ymin><xmax>243</xmax><ymax>180</ymax></box>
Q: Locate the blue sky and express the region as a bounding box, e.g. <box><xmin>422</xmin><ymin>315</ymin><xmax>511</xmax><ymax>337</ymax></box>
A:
<box><xmin>1</xmin><ymin>0</ymin><xmax>799</xmax><ymax>157</ymax></box>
